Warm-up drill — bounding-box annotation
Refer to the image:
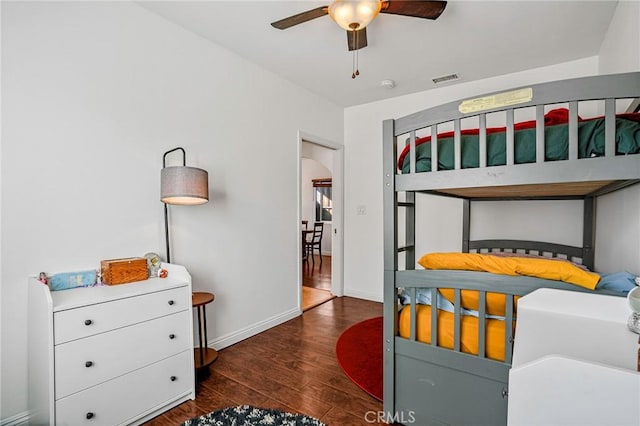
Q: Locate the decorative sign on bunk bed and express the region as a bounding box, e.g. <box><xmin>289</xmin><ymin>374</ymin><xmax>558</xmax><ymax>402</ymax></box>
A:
<box><xmin>382</xmin><ymin>72</ymin><xmax>640</xmax><ymax>426</ymax></box>
<box><xmin>458</xmin><ymin>87</ymin><xmax>533</xmax><ymax>114</ymax></box>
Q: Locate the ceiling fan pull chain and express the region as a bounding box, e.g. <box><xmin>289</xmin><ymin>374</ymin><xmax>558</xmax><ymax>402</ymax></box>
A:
<box><xmin>352</xmin><ymin>49</ymin><xmax>356</xmax><ymax>79</ymax></box>
<box><xmin>351</xmin><ymin>29</ymin><xmax>360</xmax><ymax>79</ymax></box>
<box><xmin>352</xmin><ymin>52</ymin><xmax>360</xmax><ymax>79</ymax></box>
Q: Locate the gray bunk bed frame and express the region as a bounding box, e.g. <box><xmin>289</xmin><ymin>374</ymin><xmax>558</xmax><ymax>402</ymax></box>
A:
<box><xmin>382</xmin><ymin>72</ymin><xmax>640</xmax><ymax>425</ymax></box>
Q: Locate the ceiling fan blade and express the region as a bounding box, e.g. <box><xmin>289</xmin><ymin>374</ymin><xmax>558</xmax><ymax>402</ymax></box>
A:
<box><xmin>380</xmin><ymin>0</ymin><xmax>447</xmax><ymax>20</ymax></box>
<box><xmin>347</xmin><ymin>28</ymin><xmax>368</xmax><ymax>51</ymax></box>
<box><xmin>270</xmin><ymin>6</ymin><xmax>329</xmax><ymax>30</ymax></box>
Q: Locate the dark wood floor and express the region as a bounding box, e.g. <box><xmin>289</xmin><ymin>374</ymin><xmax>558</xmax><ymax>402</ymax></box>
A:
<box><xmin>302</xmin><ymin>255</ymin><xmax>335</xmax><ymax>311</ymax></box>
<box><xmin>303</xmin><ymin>254</ymin><xmax>332</xmax><ymax>290</ymax></box>
<box><xmin>144</xmin><ymin>296</ymin><xmax>384</xmax><ymax>425</ymax></box>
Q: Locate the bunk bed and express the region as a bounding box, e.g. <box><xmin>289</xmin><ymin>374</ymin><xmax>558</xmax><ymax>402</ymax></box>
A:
<box><xmin>382</xmin><ymin>72</ymin><xmax>640</xmax><ymax>426</ymax></box>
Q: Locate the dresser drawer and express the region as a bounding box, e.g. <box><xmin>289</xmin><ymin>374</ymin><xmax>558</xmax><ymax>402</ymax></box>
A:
<box><xmin>55</xmin><ymin>309</ymin><xmax>191</xmax><ymax>399</ymax></box>
<box><xmin>54</xmin><ymin>286</ymin><xmax>190</xmax><ymax>344</ymax></box>
<box><xmin>55</xmin><ymin>350</ymin><xmax>193</xmax><ymax>426</ymax></box>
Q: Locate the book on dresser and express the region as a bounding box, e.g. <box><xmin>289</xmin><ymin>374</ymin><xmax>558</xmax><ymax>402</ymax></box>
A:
<box><xmin>28</xmin><ymin>262</ymin><xmax>196</xmax><ymax>426</ymax></box>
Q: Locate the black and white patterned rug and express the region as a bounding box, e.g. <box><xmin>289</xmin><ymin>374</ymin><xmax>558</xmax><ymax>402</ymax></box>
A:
<box><xmin>181</xmin><ymin>405</ymin><xmax>326</xmax><ymax>426</ymax></box>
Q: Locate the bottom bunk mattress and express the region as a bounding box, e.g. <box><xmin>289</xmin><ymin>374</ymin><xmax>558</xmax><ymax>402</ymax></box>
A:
<box><xmin>393</xmin><ymin>276</ymin><xmax>633</xmax><ymax>426</ymax></box>
<box><xmin>396</xmin><ymin>253</ymin><xmax>637</xmax><ymax>364</ymax></box>
<box><xmin>394</xmin><ymin>298</ymin><xmax>515</xmax><ymax>426</ymax></box>
<box><xmin>398</xmin><ymin>304</ymin><xmax>514</xmax><ymax>362</ymax></box>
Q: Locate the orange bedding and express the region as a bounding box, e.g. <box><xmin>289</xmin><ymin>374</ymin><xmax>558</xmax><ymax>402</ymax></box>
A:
<box><xmin>398</xmin><ymin>304</ymin><xmax>515</xmax><ymax>362</ymax></box>
<box><xmin>418</xmin><ymin>252</ymin><xmax>600</xmax><ymax>290</ymax></box>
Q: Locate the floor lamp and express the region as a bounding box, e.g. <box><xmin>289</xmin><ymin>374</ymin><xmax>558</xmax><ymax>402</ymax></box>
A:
<box><xmin>161</xmin><ymin>147</ymin><xmax>209</xmax><ymax>263</ymax></box>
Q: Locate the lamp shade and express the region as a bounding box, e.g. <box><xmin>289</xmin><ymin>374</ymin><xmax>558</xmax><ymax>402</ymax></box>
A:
<box><xmin>161</xmin><ymin>166</ymin><xmax>209</xmax><ymax>205</ymax></box>
<box><xmin>328</xmin><ymin>0</ymin><xmax>381</xmax><ymax>31</ymax></box>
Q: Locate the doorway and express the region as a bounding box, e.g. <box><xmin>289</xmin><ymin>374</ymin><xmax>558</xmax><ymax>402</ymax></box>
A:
<box><xmin>298</xmin><ymin>132</ymin><xmax>343</xmax><ymax>311</ymax></box>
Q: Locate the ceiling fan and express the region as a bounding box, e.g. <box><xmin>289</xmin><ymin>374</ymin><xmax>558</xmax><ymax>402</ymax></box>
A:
<box><xmin>271</xmin><ymin>0</ymin><xmax>447</xmax><ymax>51</ymax></box>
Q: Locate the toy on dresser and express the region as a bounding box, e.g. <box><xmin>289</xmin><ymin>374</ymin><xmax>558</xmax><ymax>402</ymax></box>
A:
<box><xmin>47</xmin><ymin>270</ymin><xmax>98</xmax><ymax>291</ymax></box>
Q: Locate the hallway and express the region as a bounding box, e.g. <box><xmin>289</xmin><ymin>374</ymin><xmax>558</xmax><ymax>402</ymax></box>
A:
<box><xmin>302</xmin><ymin>255</ymin><xmax>334</xmax><ymax>311</ymax></box>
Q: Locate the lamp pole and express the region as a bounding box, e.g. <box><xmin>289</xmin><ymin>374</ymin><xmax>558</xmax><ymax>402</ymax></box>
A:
<box><xmin>162</xmin><ymin>147</ymin><xmax>187</xmax><ymax>264</ymax></box>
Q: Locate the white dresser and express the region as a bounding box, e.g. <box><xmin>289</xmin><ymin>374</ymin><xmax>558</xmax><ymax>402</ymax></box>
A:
<box><xmin>28</xmin><ymin>263</ymin><xmax>195</xmax><ymax>425</ymax></box>
<box><xmin>508</xmin><ymin>288</ymin><xmax>640</xmax><ymax>426</ymax></box>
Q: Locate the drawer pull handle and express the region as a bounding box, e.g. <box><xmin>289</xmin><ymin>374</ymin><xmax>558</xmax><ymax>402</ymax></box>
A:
<box><xmin>169</xmin><ymin>334</ymin><xmax>176</xmax><ymax>339</ymax></box>
<box><xmin>168</xmin><ymin>300</ymin><xmax>175</xmax><ymax>306</ymax></box>
<box><xmin>86</xmin><ymin>412</ymin><xmax>94</xmax><ymax>420</ymax></box>
<box><xmin>84</xmin><ymin>319</ymin><xmax>93</xmax><ymax>326</ymax></box>
<box><xmin>170</xmin><ymin>376</ymin><xmax>177</xmax><ymax>382</ymax></box>
<box><xmin>85</xmin><ymin>361</ymin><xmax>94</xmax><ymax>368</ymax></box>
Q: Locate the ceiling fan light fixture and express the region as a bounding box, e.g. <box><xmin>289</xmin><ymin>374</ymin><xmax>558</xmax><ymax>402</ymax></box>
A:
<box><xmin>328</xmin><ymin>0</ymin><xmax>382</xmax><ymax>31</ymax></box>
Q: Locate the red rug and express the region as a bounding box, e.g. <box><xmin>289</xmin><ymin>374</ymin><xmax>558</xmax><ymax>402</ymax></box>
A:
<box><xmin>335</xmin><ymin>316</ymin><xmax>383</xmax><ymax>401</ymax></box>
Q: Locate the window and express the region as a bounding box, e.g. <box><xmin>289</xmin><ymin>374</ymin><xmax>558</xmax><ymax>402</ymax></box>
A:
<box><xmin>313</xmin><ymin>178</ymin><xmax>332</xmax><ymax>222</ymax></box>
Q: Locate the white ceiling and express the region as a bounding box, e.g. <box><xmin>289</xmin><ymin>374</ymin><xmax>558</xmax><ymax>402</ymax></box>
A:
<box><xmin>138</xmin><ymin>0</ymin><xmax>618</xmax><ymax>107</ymax></box>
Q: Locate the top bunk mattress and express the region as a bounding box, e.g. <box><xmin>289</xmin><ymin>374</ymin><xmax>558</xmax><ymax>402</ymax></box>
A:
<box><xmin>397</xmin><ymin>109</ymin><xmax>640</xmax><ymax>174</ymax></box>
<box><xmin>385</xmin><ymin>72</ymin><xmax>640</xmax><ymax>198</ymax></box>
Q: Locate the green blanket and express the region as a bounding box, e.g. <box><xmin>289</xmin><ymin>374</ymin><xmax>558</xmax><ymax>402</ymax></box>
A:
<box><xmin>400</xmin><ymin>117</ymin><xmax>640</xmax><ymax>174</ymax></box>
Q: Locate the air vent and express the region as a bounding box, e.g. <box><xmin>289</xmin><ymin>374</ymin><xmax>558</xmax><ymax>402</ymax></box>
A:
<box><xmin>380</xmin><ymin>79</ymin><xmax>396</xmax><ymax>89</ymax></box>
<box><xmin>432</xmin><ymin>73</ymin><xmax>459</xmax><ymax>84</ymax></box>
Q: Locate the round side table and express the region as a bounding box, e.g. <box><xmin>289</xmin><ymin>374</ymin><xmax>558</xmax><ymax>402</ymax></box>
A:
<box><xmin>192</xmin><ymin>292</ymin><xmax>218</xmax><ymax>381</ymax></box>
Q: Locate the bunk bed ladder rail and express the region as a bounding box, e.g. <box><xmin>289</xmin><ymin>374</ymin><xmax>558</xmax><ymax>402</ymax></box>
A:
<box><xmin>382</xmin><ymin>117</ymin><xmax>401</xmax><ymax>418</ymax></box>
<box><xmin>478</xmin><ymin>290</ymin><xmax>486</xmax><ymax>359</ymax></box>
<box><xmin>409</xmin><ymin>130</ymin><xmax>417</xmax><ymax>174</ymax></box>
<box><xmin>504</xmin><ymin>294</ymin><xmax>515</xmax><ymax>365</ymax></box>
<box><xmin>396</xmin><ymin>196</ymin><xmax>415</xmax><ymax>262</ymax></box>
<box><xmin>398</xmin><ymin>127</ymin><xmax>417</xmax><ymax>259</ymax></box>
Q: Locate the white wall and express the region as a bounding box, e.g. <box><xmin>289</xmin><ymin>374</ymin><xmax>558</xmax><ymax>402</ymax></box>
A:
<box><xmin>599</xmin><ymin>0</ymin><xmax>640</xmax><ymax>75</ymax></box>
<box><xmin>302</xmin><ymin>142</ymin><xmax>334</xmax><ymax>171</ymax></box>
<box><xmin>595</xmin><ymin>0</ymin><xmax>640</xmax><ymax>275</ymax></box>
<box><xmin>0</xmin><ymin>1</ymin><xmax>343</xmax><ymax>420</ymax></box>
<box><xmin>301</xmin><ymin>154</ymin><xmax>333</xmax><ymax>255</ymax></box>
<box><xmin>301</xmin><ymin>158</ymin><xmax>330</xmax><ymax>226</ymax></box>
<box><xmin>595</xmin><ymin>185</ymin><xmax>640</xmax><ymax>275</ymax></box>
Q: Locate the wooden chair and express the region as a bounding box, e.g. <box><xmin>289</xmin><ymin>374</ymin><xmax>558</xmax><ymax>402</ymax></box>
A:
<box><xmin>302</xmin><ymin>221</ymin><xmax>310</xmax><ymax>263</ymax></box>
<box><xmin>305</xmin><ymin>222</ymin><xmax>324</xmax><ymax>265</ymax></box>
